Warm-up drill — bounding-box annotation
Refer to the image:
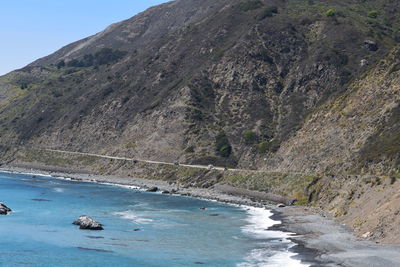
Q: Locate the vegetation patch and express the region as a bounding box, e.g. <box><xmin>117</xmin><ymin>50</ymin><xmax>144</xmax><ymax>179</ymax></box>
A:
<box><xmin>324</xmin><ymin>9</ymin><xmax>336</xmax><ymax>17</ymax></box>
<box><xmin>237</xmin><ymin>0</ymin><xmax>263</xmax><ymax>12</ymax></box>
<box><xmin>257</xmin><ymin>141</ymin><xmax>269</xmax><ymax>154</ymax></box>
<box><xmin>257</xmin><ymin>6</ymin><xmax>278</xmax><ymax>20</ymax></box>
<box><xmin>368</xmin><ymin>10</ymin><xmax>379</xmax><ymax>19</ymax></box>
<box><xmin>58</xmin><ymin>48</ymin><xmax>127</xmax><ymax>68</ymax></box>
<box><xmin>215</xmin><ymin>131</ymin><xmax>232</xmax><ymax>158</ymax></box>
<box><xmin>222</xmin><ymin>171</ymin><xmax>319</xmax><ymax>204</ymax></box>
<box><xmin>184</xmin><ymin>146</ymin><xmax>195</xmax><ymax>153</ymax></box>
<box><xmin>243</xmin><ymin>130</ymin><xmax>257</xmax><ymax>144</ymax></box>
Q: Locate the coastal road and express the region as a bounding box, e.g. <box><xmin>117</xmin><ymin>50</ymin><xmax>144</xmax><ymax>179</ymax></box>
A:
<box><xmin>44</xmin><ymin>149</ymin><xmax>232</xmax><ymax>171</ymax></box>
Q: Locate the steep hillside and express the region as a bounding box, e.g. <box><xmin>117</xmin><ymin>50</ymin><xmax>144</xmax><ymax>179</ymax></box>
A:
<box><xmin>0</xmin><ymin>0</ymin><xmax>399</xmax><ymax>170</ymax></box>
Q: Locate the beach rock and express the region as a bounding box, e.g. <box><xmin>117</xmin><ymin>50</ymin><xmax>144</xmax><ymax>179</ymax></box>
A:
<box><xmin>162</xmin><ymin>190</ymin><xmax>170</xmax><ymax>194</ymax></box>
<box><xmin>146</xmin><ymin>187</ymin><xmax>158</xmax><ymax>192</ymax></box>
<box><xmin>277</xmin><ymin>203</ymin><xmax>286</xmax><ymax>208</ymax></box>
<box><xmin>0</xmin><ymin>202</ymin><xmax>12</xmax><ymax>215</ymax></box>
<box><xmin>73</xmin><ymin>216</ymin><xmax>104</xmax><ymax>230</ymax></box>
<box><xmin>362</xmin><ymin>232</ymin><xmax>372</xmax><ymax>238</ymax></box>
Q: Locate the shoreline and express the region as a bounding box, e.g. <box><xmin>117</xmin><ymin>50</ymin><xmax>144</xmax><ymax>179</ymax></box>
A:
<box><xmin>2</xmin><ymin>166</ymin><xmax>400</xmax><ymax>266</ymax></box>
<box><xmin>0</xmin><ymin>166</ymin><xmax>321</xmax><ymax>266</ymax></box>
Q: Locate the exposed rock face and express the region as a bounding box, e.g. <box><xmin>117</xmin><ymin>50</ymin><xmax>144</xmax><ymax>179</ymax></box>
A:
<box><xmin>73</xmin><ymin>216</ymin><xmax>104</xmax><ymax>230</ymax></box>
<box><xmin>0</xmin><ymin>202</ymin><xmax>11</xmax><ymax>215</ymax></box>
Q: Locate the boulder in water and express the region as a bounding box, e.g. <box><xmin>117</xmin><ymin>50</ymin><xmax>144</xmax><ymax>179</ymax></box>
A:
<box><xmin>0</xmin><ymin>202</ymin><xmax>11</xmax><ymax>215</ymax></box>
<box><xmin>146</xmin><ymin>187</ymin><xmax>158</xmax><ymax>192</ymax></box>
<box><xmin>73</xmin><ymin>216</ymin><xmax>104</xmax><ymax>230</ymax></box>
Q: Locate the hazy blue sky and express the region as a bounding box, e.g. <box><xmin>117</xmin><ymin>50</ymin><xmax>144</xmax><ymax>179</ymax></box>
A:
<box><xmin>0</xmin><ymin>0</ymin><xmax>168</xmax><ymax>75</ymax></box>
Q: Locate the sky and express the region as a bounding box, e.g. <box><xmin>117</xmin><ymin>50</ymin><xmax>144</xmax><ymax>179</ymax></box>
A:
<box><xmin>0</xmin><ymin>0</ymin><xmax>169</xmax><ymax>75</ymax></box>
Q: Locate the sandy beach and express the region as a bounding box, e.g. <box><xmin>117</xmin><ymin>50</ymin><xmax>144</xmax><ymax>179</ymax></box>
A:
<box><xmin>2</xmin><ymin>166</ymin><xmax>400</xmax><ymax>267</ymax></box>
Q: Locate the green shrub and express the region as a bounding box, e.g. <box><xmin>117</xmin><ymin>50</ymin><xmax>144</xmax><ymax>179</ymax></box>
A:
<box><xmin>94</xmin><ymin>48</ymin><xmax>127</xmax><ymax>65</ymax></box>
<box><xmin>258</xmin><ymin>141</ymin><xmax>269</xmax><ymax>153</ymax></box>
<box><xmin>237</xmin><ymin>0</ymin><xmax>263</xmax><ymax>12</ymax></box>
<box><xmin>257</xmin><ymin>6</ymin><xmax>278</xmax><ymax>20</ymax></box>
<box><xmin>243</xmin><ymin>130</ymin><xmax>257</xmax><ymax>144</ymax></box>
<box><xmin>67</xmin><ymin>59</ymin><xmax>83</xmax><ymax>67</ymax></box>
<box><xmin>66</xmin><ymin>48</ymin><xmax>127</xmax><ymax>68</ymax></box>
<box><xmin>56</xmin><ymin>60</ymin><xmax>65</xmax><ymax>69</ymax></box>
<box><xmin>185</xmin><ymin>146</ymin><xmax>195</xmax><ymax>153</ymax></box>
<box><xmin>324</xmin><ymin>9</ymin><xmax>335</xmax><ymax>17</ymax></box>
<box><xmin>368</xmin><ymin>10</ymin><xmax>379</xmax><ymax>18</ymax></box>
<box><xmin>257</xmin><ymin>140</ymin><xmax>281</xmax><ymax>153</ymax></box>
<box><xmin>215</xmin><ymin>131</ymin><xmax>232</xmax><ymax>158</ymax></box>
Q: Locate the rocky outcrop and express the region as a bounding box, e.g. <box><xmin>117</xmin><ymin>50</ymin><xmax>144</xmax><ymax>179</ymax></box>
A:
<box><xmin>0</xmin><ymin>202</ymin><xmax>11</xmax><ymax>215</ymax></box>
<box><xmin>73</xmin><ymin>216</ymin><xmax>104</xmax><ymax>230</ymax></box>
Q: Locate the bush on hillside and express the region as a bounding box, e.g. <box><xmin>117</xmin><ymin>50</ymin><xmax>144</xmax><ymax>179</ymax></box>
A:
<box><xmin>258</xmin><ymin>141</ymin><xmax>269</xmax><ymax>153</ymax></box>
<box><xmin>257</xmin><ymin>140</ymin><xmax>280</xmax><ymax>153</ymax></box>
<box><xmin>237</xmin><ymin>0</ymin><xmax>263</xmax><ymax>12</ymax></box>
<box><xmin>257</xmin><ymin>6</ymin><xmax>278</xmax><ymax>20</ymax></box>
<box><xmin>65</xmin><ymin>48</ymin><xmax>127</xmax><ymax>68</ymax></box>
<box><xmin>368</xmin><ymin>10</ymin><xmax>379</xmax><ymax>18</ymax></box>
<box><xmin>215</xmin><ymin>131</ymin><xmax>232</xmax><ymax>158</ymax></box>
<box><xmin>56</xmin><ymin>60</ymin><xmax>65</xmax><ymax>69</ymax></box>
<box><xmin>325</xmin><ymin>9</ymin><xmax>335</xmax><ymax>17</ymax></box>
<box><xmin>243</xmin><ymin>130</ymin><xmax>257</xmax><ymax>144</ymax></box>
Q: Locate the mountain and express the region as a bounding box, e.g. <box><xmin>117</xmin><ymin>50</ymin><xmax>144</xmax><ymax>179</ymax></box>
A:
<box><xmin>0</xmin><ymin>0</ymin><xmax>399</xmax><ymax>243</ymax></box>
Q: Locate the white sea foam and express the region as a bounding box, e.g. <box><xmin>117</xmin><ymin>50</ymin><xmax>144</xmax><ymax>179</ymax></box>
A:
<box><xmin>113</xmin><ymin>211</ymin><xmax>154</xmax><ymax>224</ymax></box>
<box><xmin>99</xmin><ymin>182</ymin><xmax>140</xmax><ymax>190</ymax></box>
<box><xmin>238</xmin><ymin>207</ymin><xmax>309</xmax><ymax>267</ymax></box>
<box><xmin>53</xmin><ymin>187</ymin><xmax>65</xmax><ymax>193</ymax></box>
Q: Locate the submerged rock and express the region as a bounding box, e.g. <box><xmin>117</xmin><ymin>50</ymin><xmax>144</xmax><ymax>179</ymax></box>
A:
<box><xmin>73</xmin><ymin>216</ymin><xmax>104</xmax><ymax>230</ymax></box>
<box><xmin>0</xmin><ymin>202</ymin><xmax>12</xmax><ymax>215</ymax></box>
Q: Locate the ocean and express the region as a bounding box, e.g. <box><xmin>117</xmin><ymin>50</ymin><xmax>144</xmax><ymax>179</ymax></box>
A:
<box><xmin>0</xmin><ymin>171</ymin><xmax>308</xmax><ymax>267</ymax></box>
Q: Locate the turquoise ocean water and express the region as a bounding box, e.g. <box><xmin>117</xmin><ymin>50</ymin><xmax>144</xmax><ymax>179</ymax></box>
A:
<box><xmin>0</xmin><ymin>171</ymin><xmax>308</xmax><ymax>267</ymax></box>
